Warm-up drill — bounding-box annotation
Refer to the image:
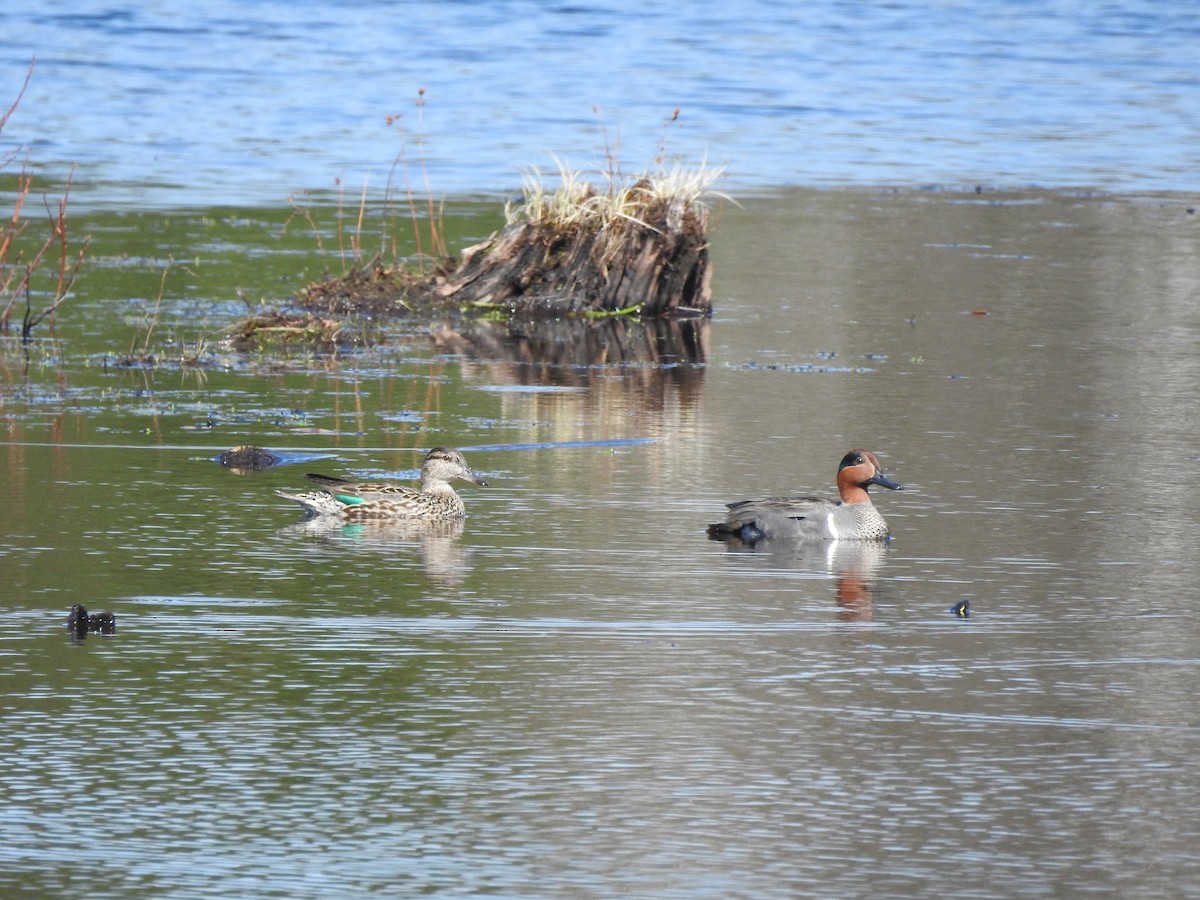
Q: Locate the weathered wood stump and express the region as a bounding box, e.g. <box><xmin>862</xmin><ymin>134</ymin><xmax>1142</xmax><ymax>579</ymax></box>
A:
<box><xmin>432</xmin><ymin>187</ymin><xmax>712</xmax><ymax>318</ymax></box>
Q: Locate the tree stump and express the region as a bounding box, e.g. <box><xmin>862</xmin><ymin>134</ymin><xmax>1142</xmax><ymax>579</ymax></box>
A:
<box><xmin>432</xmin><ymin>189</ymin><xmax>712</xmax><ymax>318</ymax></box>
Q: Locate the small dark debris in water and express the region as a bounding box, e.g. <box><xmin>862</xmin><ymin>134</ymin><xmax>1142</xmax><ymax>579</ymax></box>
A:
<box><xmin>950</xmin><ymin>600</ymin><xmax>971</xmax><ymax>618</ymax></box>
<box><xmin>218</xmin><ymin>445</ymin><xmax>282</xmax><ymax>473</ymax></box>
<box><xmin>1186</xmin><ymin>208</ymin><xmax>1196</xmax><ymax>215</ymax></box>
<box><xmin>734</xmin><ymin>360</ymin><xmax>873</xmax><ymax>375</ymax></box>
<box><xmin>182</xmin><ymin>418</ymin><xmax>220</xmax><ymax>431</ymax></box>
<box><xmin>112</xmin><ymin>353</ymin><xmax>158</xmax><ymax>369</ymax></box>
<box><xmin>67</xmin><ymin>604</ymin><xmax>117</xmax><ymax>637</ymax></box>
<box><xmin>464</xmin><ymin>437</ymin><xmax>654</xmax><ymax>453</ymax></box>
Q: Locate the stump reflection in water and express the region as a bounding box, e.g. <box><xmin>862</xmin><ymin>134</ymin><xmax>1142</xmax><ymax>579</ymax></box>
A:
<box><xmin>430</xmin><ymin>316</ymin><xmax>708</xmax><ymax>408</ymax></box>
<box><xmin>432</xmin><ymin>314</ymin><xmax>706</xmax><ymax>368</ymax></box>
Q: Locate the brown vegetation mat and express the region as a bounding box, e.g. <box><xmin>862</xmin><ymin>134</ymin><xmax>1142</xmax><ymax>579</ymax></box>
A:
<box><xmin>228</xmin><ymin>310</ymin><xmax>346</xmax><ymax>351</ymax></box>
<box><xmin>293</xmin><ymin>262</ymin><xmax>434</xmax><ymax>317</ymax></box>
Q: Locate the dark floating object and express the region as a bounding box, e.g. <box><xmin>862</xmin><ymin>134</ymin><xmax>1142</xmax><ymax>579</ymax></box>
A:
<box><xmin>67</xmin><ymin>604</ymin><xmax>89</xmax><ymax>638</ymax></box>
<box><xmin>951</xmin><ymin>600</ymin><xmax>971</xmax><ymax>618</ymax></box>
<box><xmin>218</xmin><ymin>445</ymin><xmax>282</xmax><ymax>473</ymax></box>
<box><xmin>67</xmin><ymin>604</ymin><xmax>117</xmax><ymax>636</ymax></box>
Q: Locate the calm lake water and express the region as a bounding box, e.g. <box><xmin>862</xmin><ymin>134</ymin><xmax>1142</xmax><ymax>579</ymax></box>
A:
<box><xmin>3</xmin><ymin>0</ymin><xmax>1199</xmax><ymax>205</ymax></box>
<box><xmin>3</xmin><ymin>2</ymin><xmax>1200</xmax><ymax>898</ymax></box>
<box><xmin>3</xmin><ymin>188</ymin><xmax>1199</xmax><ymax>898</ymax></box>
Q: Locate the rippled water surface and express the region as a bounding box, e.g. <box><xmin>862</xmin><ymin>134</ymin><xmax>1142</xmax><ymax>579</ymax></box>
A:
<box><xmin>3</xmin><ymin>3</ymin><xmax>1200</xmax><ymax>895</ymax></box>
<box><xmin>2</xmin><ymin>188</ymin><xmax>1199</xmax><ymax>897</ymax></box>
<box><xmin>3</xmin><ymin>0</ymin><xmax>1198</xmax><ymax>204</ymax></box>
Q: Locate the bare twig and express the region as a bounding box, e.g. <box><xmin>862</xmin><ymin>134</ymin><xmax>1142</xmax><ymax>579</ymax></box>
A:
<box><xmin>21</xmin><ymin>165</ymin><xmax>89</xmax><ymax>340</ymax></box>
<box><xmin>0</xmin><ymin>56</ymin><xmax>35</xmax><ymax>136</ymax></box>
<box><xmin>3</xmin><ymin>59</ymin><xmax>90</xmax><ymax>339</ymax></box>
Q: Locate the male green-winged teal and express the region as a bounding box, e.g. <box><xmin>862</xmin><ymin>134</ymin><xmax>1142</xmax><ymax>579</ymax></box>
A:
<box><xmin>276</xmin><ymin>447</ymin><xmax>486</xmax><ymax>522</ymax></box>
<box><xmin>707</xmin><ymin>449</ymin><xmax>902</xmax><ymax>543</ymax></box>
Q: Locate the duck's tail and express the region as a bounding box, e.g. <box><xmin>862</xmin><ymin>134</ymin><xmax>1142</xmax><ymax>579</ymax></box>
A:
<box><xmin>705</xmin><ymin>520</ymin><xmax>767</xmax><ymax>544</ymax></box>
<box><xmin>275</xmin><ymin>489</ymin><xmax>347</xmax><ymax>518</ymax></box>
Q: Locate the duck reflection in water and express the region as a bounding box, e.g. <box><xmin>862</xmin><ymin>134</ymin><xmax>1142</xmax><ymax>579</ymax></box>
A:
<box><xmin>712</xmin><ymin>538</ymin><xmax>889</xmax><ymax>621</ymax></box>
<box><xmin>280</xmin><ymin>517</ymin><xmax>472</xmax><ymax>589</ymax></box>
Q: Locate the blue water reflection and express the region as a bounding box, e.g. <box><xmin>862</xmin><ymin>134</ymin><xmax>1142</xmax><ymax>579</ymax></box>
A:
<box><xmin>3</xmin><ymin>0</ymin><xmax>1197</xmax><ymax>205</ymax></box>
